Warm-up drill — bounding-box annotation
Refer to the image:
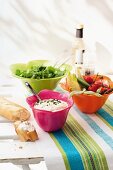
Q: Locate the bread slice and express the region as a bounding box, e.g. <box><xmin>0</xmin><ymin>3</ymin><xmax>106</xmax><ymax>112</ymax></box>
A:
<box><xmin>0</xmin><ymin>97</ymin><xmax>30</xmax><ymax>121</ymax></box>
<box><xmin>14</xmin><ymin>121</ymin><xmax>38</xmax><ymax>142</ymax></box>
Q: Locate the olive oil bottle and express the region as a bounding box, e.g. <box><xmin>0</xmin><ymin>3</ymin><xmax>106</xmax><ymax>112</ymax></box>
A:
<box><xmin>75</xmin><ymin>49</ymin><xmax>84</xmax><ymax>77</ymax></box>
<box><xmin>71</xmin><ymin>24</ymin><xmax>85</xmax><ymax>66</ymax></box>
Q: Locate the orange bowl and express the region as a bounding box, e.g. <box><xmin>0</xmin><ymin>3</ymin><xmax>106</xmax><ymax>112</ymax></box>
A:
<box><xmin>60</xmin><ymin>74</ymin><xmax>113</xmax><ymax>114</ymax></box>
<box><xmin>72</xmin><ymin>93</ymin><xmax>109</xmax><ymax>114</ymax></box>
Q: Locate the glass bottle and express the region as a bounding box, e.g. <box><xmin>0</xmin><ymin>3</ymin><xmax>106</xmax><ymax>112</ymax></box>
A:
<box><xmin>75</xmin><ymin>50</ymin><xmax>84</xmax><ymax>77</ymax></box>
<box><xmin>83</xmin><ymin>51</ymin><xmax>95</xmax><ymax>75</ymax></box>
<box><xmin>71</xmin><ymin>24</ymin><xmax>85</xmax><ymax>66</ymax></box>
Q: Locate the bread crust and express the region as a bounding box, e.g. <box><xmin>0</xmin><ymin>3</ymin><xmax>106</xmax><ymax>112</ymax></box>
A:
<box><xmin>14</xmin><ymin>121</ymin><xmax>38</xmax><ymax>142</ymax></box>
<box><xmin>0</xmin><ymin>97</ymin><xmax>30</xmax><ymax>121</ymax></box>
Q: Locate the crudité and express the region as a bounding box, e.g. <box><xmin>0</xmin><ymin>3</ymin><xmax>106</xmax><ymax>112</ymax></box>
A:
<box><xmin>61</xmin><ymin>73</ymin><xmax>113</xmax><ymax>97</ymax></box>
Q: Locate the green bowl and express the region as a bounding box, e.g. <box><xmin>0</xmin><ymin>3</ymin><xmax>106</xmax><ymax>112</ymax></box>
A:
<box><xmin>10</xmin><ymin>60</ymin><xmax>71</xmax><ymax>93</ymax></box>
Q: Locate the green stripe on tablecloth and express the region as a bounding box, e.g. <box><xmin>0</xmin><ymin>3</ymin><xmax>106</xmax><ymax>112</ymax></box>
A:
<box><xmin>106</xmin><ymin>100</ymin><xmax>113</xmax><ymax>108</ymax></box>
<box><xmin>50</xmin><ymin>112</ymin><xmax>108</xmax><ymax>170</ymax></box>
<box><xmin>96</xmin><ymin>101</ymin><xmax>113</xmax><ymax>131</ymax></box>
<box><xmin>50</xmin><ymin>133</ymin><xmax>71</xmax><ymax>170</ymax></box>
<box><xmin>105</xmin><ymin>100</ymin><xmax>113</xmax><ymax>116</ymax></box>
<box><xmin>76</xmin><ymin>105</ymin><xmax>113</xmax><ymax>151</ymax></box>
<box><xmin>64</xmin><ymin>124</ymin><xmax>93</xmax><ymax>170</ymax></box>
<box><xmin>65</xmin><ymin>114</ymin><xmax>108</xmax><ymax>170</ymax></box>
<box><xmin>65</xmin><ymin>120</ymin><xmax>97</xmax><ymax>170</ymax></box>
<box><xmin>51</xmin><ymin>128</ymin><xmax>84</xmax><ymax>170</ymax></box>
<box><xmin>102</xmin><ymin>105</ymin><xmax>113</xmax><ymax>117</ymax></box>
<box><xmin>96</xmin><ymin>113</ymin><xmax>113</xmax><ymax>131</ymax></box>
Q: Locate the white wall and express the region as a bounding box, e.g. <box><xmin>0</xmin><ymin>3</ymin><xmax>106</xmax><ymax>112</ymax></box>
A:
<box><xmin>0</xmin><ymin>0</ymin><xmax>113</xmax><ymax>75</ymax></box>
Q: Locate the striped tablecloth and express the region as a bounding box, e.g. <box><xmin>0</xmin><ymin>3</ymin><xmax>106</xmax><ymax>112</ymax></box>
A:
<box><xmin>1</xmin><ymin>79</ymin><xmax>113</xmax><ymax>170</ymax></box>
<box><xmin>44</xmin><ymin>100</ymin><xmax>113</xmax><ymax>170</ymax></box>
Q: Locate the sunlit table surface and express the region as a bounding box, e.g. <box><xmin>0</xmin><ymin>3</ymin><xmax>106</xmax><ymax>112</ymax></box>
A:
<box><xmin>0</xmin><ymin>75</ymin><xmax>113</xmax><ymax>170</ymax></box>
<box><xmin>0</xmin><ymin>77</ymin><xmax>46</xmax><ymax>170</ymax></box>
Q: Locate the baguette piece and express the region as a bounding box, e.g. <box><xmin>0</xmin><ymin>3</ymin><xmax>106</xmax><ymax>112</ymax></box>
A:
<box><xmin>0</xmin><ymin>97</ymin><xmax>30</xmax><ymax>121</ymax></box>
<box><xmin>14</xmin><ymin>121</ymin><xmax>38</xmax><ymax>142</ymax></box>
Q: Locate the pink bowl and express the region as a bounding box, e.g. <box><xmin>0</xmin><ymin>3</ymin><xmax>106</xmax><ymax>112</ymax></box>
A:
<box><xmin>26</xmin><ymin>90</ymin><xmax>73</xmax><ymax>132</ymax></box>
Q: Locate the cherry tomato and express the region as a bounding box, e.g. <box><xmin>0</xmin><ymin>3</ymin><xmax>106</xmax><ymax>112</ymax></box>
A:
<box><xmin>84</xmin><ymin>76</ymin><xmax>94</xmax><ymax>84</ymax></box>
<box><xmin>88</xmin><ymin>84</ymin><xmax>100</xmax><ymax>92</ymax></box>
<box><xmin>94</xmin><ymin>80</ymin><xmax>103</xmax><ymax>86</ymax></box>
<box><xmin>101</xmin><ymin>87</ymin><xmax>111</xmax><ymax>94</ymax></box>
<box><xmin>95</xmin><ymin>79</ymin><xmax>109</xmax><ymax>88</ymax></box>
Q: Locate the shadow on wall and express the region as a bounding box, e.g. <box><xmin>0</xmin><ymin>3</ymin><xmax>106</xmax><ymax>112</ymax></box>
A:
<box><xmin>1</xmin><ymin>0</ymin><xmax>74</xmax><ymax>59</ymax></box>
<box><xmin>86</xmin><ymin>0</ymin><xmax>113</xmax><ymax>25</ymax></box>
<box><xmin>95</xmin><ymin>42</ymin><xmax>113</xmax><ymax>74</ymax></box>
<box><xmin>86</xmin><ymin>0</ymin><xmax>113</xmax><ymax>74</ymax></box>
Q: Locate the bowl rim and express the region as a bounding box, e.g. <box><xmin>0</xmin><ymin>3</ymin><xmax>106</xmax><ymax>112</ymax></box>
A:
<box><xmin>26</xmin><ymin>89</ymin><xmax>73</xmax><ymax>113</ymax></box>
<box><xmin>72</xmin><ymin>93</ymin><xmax>110</xmax><ymax>98</ymax></box>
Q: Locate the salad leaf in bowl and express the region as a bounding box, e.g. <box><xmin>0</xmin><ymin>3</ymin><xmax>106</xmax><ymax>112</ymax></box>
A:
<box><xmin>10</xmin><ymin>60</ymin><xmax>71</xmax><ymax>93</ymax></box>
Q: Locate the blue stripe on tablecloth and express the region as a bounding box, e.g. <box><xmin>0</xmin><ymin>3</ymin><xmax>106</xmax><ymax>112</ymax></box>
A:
<box><xmin>97</xmin><ymin>108</ymin><xmax>113</xmax><ymax>126</ymax></box>
<box><xmin>74</xmin><ymin>106</ymin><xmax>113</xmax><ymax>150</ymax></box>
<box><xmin>53</xmin><ymin>129</ymin><xmax>84</xmax><ymax>170</ymax></box>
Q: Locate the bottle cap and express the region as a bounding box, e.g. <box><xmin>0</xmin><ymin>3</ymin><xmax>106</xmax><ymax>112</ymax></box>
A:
<box><xmin>76</xmin><ymin>23</ymin><xmax>84</xmax><ymax>29</ymax></box>
<box><xmin>75</xmin><ymin>23</ymin><xmax>84</xmax><ymax>38</ymax></box>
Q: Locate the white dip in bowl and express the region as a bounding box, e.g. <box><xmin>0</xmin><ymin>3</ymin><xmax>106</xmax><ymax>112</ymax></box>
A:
<box><xmin>34</xmin><ymin>99</ymin><xmax>68</xmax><ymax>112</ymax></box>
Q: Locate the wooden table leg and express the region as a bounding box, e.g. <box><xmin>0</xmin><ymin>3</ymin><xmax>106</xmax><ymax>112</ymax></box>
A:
<box><xmin>22</xmin><ymin>164</ymin><xmax>31</xmax><ymax>170</ymax></box>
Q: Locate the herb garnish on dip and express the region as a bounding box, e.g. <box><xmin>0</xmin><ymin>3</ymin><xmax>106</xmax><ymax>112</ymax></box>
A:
<box><xmin>34</xmin><ymin>99</ymin><xmax>68</xmax><ymax>112</ymax></box>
